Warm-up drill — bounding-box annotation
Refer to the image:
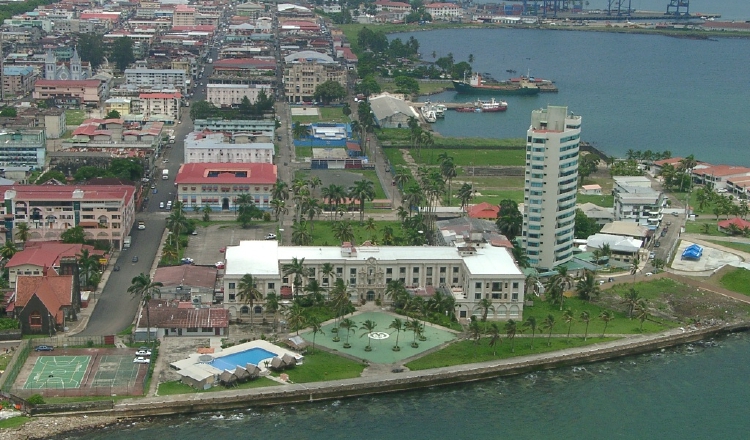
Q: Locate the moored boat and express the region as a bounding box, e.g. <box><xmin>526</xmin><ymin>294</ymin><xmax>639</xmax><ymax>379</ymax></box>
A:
<box><xmin>475</xmin><ymin>98</ymin><xmax>508</xmax><ymax>112</ymax></box>
<box><xmin>452</xmin><ymin>72</ymin><xmax>540</xmax><ymax>95</ymax></box>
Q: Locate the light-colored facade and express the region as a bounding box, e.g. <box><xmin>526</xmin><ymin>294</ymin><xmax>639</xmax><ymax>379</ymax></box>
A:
<box><xmin>283</xmin><ymin>51</ymin><xmax>347</xmax><ymax>103</ymax></box>
<box><xmin>425</xmin><ymin>2</ymin><xmax>463</xmax><ymax>19</ymax></box>
<box><xmin>522</xmin><ymin>105</ymin><xmax>581</xmax><ymax>270</ymax></box>
<box><xmin>0</xmin><ymin>185</ymin><xmax>136</xmax><ymax>250</ymax></box>
<box><xmin>104</xmin><ymin>97</ymin><xmax>132</xmax><ymax>116</ymax></box>
<box><xmin>124</xmin><ymin>69</ymin><xmax>188</xmax><ymax>93</ymax></box>
<box><xmin>0</xmin><ymin>130</ymin><xmax>46</xmax><ymax>168</ymax></box>
<box><xmin>33</xmin><ymin>79</ymin><xmax>103</xmax><ymax>106</ymax></box>
<box><xmin>173</xmin><ymin>5</ymin><xmax>196</xmax><ymax>26</ymax></box>
<box><xmin>613</xmin><ymin>176</ymin><xmax>665</xmax><ymax>226</ymax></box>
<box><xmin>206</xmin><ymin>84</ymin><xmax>271</xmax><ymax>108</ymax></box>
<box><xmin>174</xmin><ymin>163</ymin><xmax>277</xmax><ymax>211</ymax></box>
<box><xmin>2</xmin><ymin>66</ymin><xmax>35</xmax><ymax>98</ymax></box>
<box><xmin>134</xmin><ymin>92</ymin><xmax>182</xmax><ymax>120</ymax></box>
<box><xmin>223</xmin><ymin>241</ymin><xmax>525</xmax><ymax>321</ymax></box>
<box><xmin>184</xmin><ymin>131</ymin><xmax>274</xmax><ymax>164</ymax></box>
<box><xmin>193</xmin><ymin>118</ymin><xmax>276</xmax><ymax>136</ymax></box>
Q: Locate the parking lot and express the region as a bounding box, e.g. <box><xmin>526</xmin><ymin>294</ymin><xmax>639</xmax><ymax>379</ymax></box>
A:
<box><xmin>187</xmin><ymin>222</ymin><xmax>277</xmax><ymax>266</ymax></box>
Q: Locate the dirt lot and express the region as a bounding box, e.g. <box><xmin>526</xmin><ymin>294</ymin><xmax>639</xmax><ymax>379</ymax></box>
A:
<box><xmin>188</xmin><ymin>222</ymin><xmax>277</xmax><ymax>266</ymax></box>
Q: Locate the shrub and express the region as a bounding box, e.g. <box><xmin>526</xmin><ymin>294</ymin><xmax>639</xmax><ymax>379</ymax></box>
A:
<box><xmin>26</xmin><ymin>394</ymin><xmax>45</xmax><ymax>405</ymax></box>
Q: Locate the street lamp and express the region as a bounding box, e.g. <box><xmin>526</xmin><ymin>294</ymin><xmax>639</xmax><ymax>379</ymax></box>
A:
<box><xmin>279</xmin><ymin>228</ymin><xmax>284</xmax><ymax>246</ymax></box>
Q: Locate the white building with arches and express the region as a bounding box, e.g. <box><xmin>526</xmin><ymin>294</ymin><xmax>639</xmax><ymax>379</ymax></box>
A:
<box><xmin>222</xmin><ymin>241</ymin><xmax>525</xmax><ymax>322</ymax></box>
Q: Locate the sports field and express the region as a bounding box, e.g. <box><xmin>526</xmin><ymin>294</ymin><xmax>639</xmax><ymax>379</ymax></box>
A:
<box><xmin>91</xmin><ymin>355</ymin><xmax>142</xmax><ymax>388</ymax></box>
<box><xmin>23</xmin><ymin>355</ymin><xmax>90</xmax><ymax>389</ymax></box>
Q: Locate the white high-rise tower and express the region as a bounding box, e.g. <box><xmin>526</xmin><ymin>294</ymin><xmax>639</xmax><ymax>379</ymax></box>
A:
<box><xmin>522</xmin><ymin>105</ymin><xmax>582</xmax><ymax>270</ymax></box>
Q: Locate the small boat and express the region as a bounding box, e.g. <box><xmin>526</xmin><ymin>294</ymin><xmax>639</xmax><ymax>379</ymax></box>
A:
<box><xmin>506</xmin><ymin>69</ymin><xmax>517</xmax><ymax>73</ymax></box>
<box><xmin>475</xmin><ymin>98</ymin><xmax>508</xmax><ymax>112</ymax></box>
<box><xmin>435</xmin><ymin>104</ymin><xmax>447</xmax><ymax>118</ymax></box>
<box><xmin>424</xmin><ymin>110</ymin><xmax>437</xmax><ymax>123</ymax></box>
<box><xmin>421</xmin><ymin>101</ymin><xmax>439</xmax><ymax>122</ymax></box>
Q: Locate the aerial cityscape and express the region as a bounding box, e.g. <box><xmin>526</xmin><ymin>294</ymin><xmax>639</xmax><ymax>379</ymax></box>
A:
<box><xmin>0</xmin><ymin>0</ymin><xmax>750</xmax><ymax>438</ymax></box>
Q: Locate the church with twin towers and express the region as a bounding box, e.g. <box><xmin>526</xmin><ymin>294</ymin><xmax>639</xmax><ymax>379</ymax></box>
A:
<box><xmin>44</xmin><ymin>47</ymin><xmax>93</xmax><ymax>81</ymax></box>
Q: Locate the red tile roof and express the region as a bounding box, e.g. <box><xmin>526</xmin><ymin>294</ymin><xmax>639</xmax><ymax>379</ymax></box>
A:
<box><xmin>15</xmin><ymin>275</ymin><xmax>74</xmax><ymax>325</ymax></box>
<box><xmin>153</xmin><ymin>265</ymin><xmax>218</xmax><ymax>289</ymax></box>
<box><xmin>171</xmin><ymin>25</ymin><xmax>216</xmax><ymax>32</ymax></box>
<box><xmin>0</xmin><ymin>185</ymin><xmax>135</xmax><ymax>202</ymax></box>
<box><xmin>693</xmin><ymin>165</ymin><xmax>750</xmax><ymax>178</ymax></box>
<box><xmin>146</xmin><ymin>300</ymin><xmax>229</xmax><ymax>328</ymax></box>
<box><xmin>653</xmin><ymin>157</ymin><xmax>684</xmax><ymax>167</ymax></box>
<box><xmin>467</xmin><ymin>202</ymin><xmax>500</xmax><ymax>219</ymax></box>
<box><xmin>35</xmin><ymin>79</ymin><xmax>101</xmax><ymax>88</ymax></box>
<box><xmin>6</xmin><ymin>243</ymin><xmax>100</xmax><ymax>269</ymax></box>
<box><xmin>175</xmin><ymin>163</ymin><xmax>277</xmax><ymax>185</ymax></box>
<box><xmin>139</xmin><ymin>92</ymin><xmax>182</xmax><ymax>99</ymax></box>
<box><xmin>718</xmin><ymin>217</ymin><xmax>750</xmax><ymax>230</ymax></box>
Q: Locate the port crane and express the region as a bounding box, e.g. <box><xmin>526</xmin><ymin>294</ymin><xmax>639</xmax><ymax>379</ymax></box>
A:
<box><xmin>666</xmin><ymin>0</ymin><xmax>690</xmax><ymax>16</ymax></box>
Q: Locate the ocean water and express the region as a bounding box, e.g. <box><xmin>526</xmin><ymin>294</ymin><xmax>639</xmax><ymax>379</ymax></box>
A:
<box><xmin>69</xmin><ymin>333</ymin><xmax>750</xmax><ymax>440</ymax></box>
<box><xmin>401</xmin><ymin>28</ymin><xmax>750</xmax><ymax>165</ymax></box>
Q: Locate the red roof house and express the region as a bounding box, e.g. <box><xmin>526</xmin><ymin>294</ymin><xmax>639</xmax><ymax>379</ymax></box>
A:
<box><xmin>467</xmin><ymin>202</ymin><xmax>500</xmax><ymax>219</ymax></box>
<box><xmin>718</xmin><ymin>217</ymin><xmax>750</xmax><ymax>232</ymax></box>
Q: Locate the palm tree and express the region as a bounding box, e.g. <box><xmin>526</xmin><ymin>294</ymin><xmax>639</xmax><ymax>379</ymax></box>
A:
<box><xmin>542</xmin><ymin>314</ymin><xmax>556</xmax><ymax>346</ymax></box>
<box><xmin>389</xmin><ymin>318</ymin><xmax>404</xmax><ymax>351</ymax></box>
<box><xmin>382</xmin><ymin>225</ymin><xmax>395</xmax><ymax>245</ymax></box>
<box><xmin>622</xmin><ymin>288</ymin><xmax>641</xmax><ymax>318</ymax></box>
<box><xmin>309</xmin><ymin>316</ymin><xmax>324</xmax><ymax>353</ymax></box>
<box><xmin>385</xmin><ymin>279</ymin><xmax>408</xmax><ymax>309</ymax></box>
<box><xmin>575</xmin><ymin>270</ymin><xmax>600</xmax><ymax>301</ymax></box>
<box><xmin>15</xmin><ymin>222</ymin><xmax>30</xmax><ymax>244</ymax></box>
<box><xmin>76</xmin><ymin>249</ymin><xmax>99</xmax><ymax>288</ymax></box>
<box><xmin>599</xmin><ymin>310</ymin><xmax>614</xmax><ymax>337</ymax></box>
<box><xmin>635</xmin><ymin>299</ymin><xmax>650</xmax><ymax>331</ymax></box>
<box><xmin>359</xmin><ymin>319</ymin><xmax>377</xmax><ymax>351</ymax></box>
<box><xmin>292</xmin><ymin>122</ymin><xmax>311</xmax><ymax>141</ymax></box>
<box><xmin>394</xmin><ymin>168</ymin><xmax>411</xmax><ymax>192</ymax></box>
<box><xmin>478</xmin><ymin>297</ymin><xmax>494</xmax><ymax>322</ymax></box>
<box><xmin>468</xmin><ymin>318</ymin><xmax>482</xmax><ymax>348</ymax></box>
<box><xmin>322</xmin><ymin>184</ymin><xmax>345</xmax><ymax>221</ymax></box>
<box><xmin>270</xmin><ymin>199</ymin><xmax>288</xmax><ymax>222</ymax></box>
<box><xmin>332</xmin><ymin>219</ymin><xmax>355</xmax><ymax>244</ymax></box>
<box><xmin>162</xmin><ymin>244</ymin><xmax>178</xmax><ymax>263</ymax></box>
<box><xmin>339</xmin><ymin>318</ymin><xmax>357</xmax><ymax>348</ymax></box>
<box><xmin>505</xmin><ymin>319</ymin><xmax>518</xmax><ymax>352</ymax></box>
<box><xmin>291</xmin><ymin>220</ymin><xmax>312</xmax><ymax>245</ymax></box>
<box><xmin>272</xmin><ymin>179</ymin><xmax>289</xmax><ymax>202</ymax></box>
<box><xmin>304</xmin><ymin>198</ymin><xmax>322</xmax><ymax>232</ymax></box>
<box><xmin>562</xmin><ymin>309</ymin><xmax>575</xmax><ymax>342</ymax></box>
<box><xmin>486</xmin><ymin>323</ymin><xmax>502</xmax><ymax>356</ymax></box>
<box><xmin>201</xmin><ymin>204</ymin><xmax>212</xmax><ymax>222</ymax></box>
<box><xmin>265</xmin><ymin>291</ymin><xmax>280</xmax><ymax>330</ymax></box>
<box><xmin>281</xmin><ymin>257</ymin><xmax>309</xmax><ymax>298</ymax></box>
<box><xmin>304</xmin><ymin>279</ymin><xmax>325</xmax><ymax>305</ymax></box>
<box><xmin>364</xmin><ymin>217</ymin><xmax>377</xmax><ymax>235</ymax></box>
<box><xmin>458</xmin><ymin>183</ymin><xmax>473</xmax><ymax>211</ymax></box>
<box><xmin>321</xmin><ymin>262</ymin><xmax>335</xmax><ymax>290</ymax></box>
<box><xmin>237</xmin><ymin>274</ymin><xmax>263</xmax><ymax>327</ymax></box>
<box><xmin>405</xmin><ymin>318</ymin><xmax>423</xmax><ymax>348</ymax></box>
<box><xmin>523</xmin><ymin>316</ymin><xmax>538</xmax><ymax>349</ymax></box>
<box><xmin>652</xmin><ymin>258</ymin><xmax>665</xmax><ymax>274</ymax></box>
<box><xmin>440</xmin><ymin>157</ymin><xmax>457</xmax><ymax>205</ymax></box>
<box><xmin>285</xmin><ymin>303</ymin><xmax>307</xmax><ymax>335</ymax></box>
<box><xmin>349</xmin><ymin>179</ymin><xmax>375</xmax><ymax>224</ymax></box>
<box><xmin>0</xmin><ymin>241</ymin><xmax>17</xmax><ymax>261</ymax></box>
<box><xmin>127</xmin><ymin>273</ymin><xmax>163</xmax><ymax>344</ymax></box>
<box><xmin>166</xmin><ymin>209</ymin><xmax>190</xmax><ymax>253</ymax></box>
<box><xmin>547</xmin><ymin>266</ymin><xmax>574</xmax><ymax>310</ymax></box>
<box><xmin>580</xmin><ymin>311</ymin><xmax>591</xmax><ymax>341</ymax></box>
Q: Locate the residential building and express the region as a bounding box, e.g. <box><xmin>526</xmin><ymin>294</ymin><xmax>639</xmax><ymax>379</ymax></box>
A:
<box><xmin>134</xmin><ymin>92</ymin><xmax>182</xmax><ymax>120</ymax></box>
<box><xmin>135</xmin><ymin>299</ymin><xmax>229</xmax><ymax>341</ymax></box>
<box><xmin>5</xmin><ymin>242</ymin><xmax>99</xmax><ymax>288</ymax></box>
<box><xmin>124</xmin><ymin>68</ymin><xmax>188</xmax><ymax>93</ymax></box>
<box><xmin>466</xmin><ymin>202</ymin><xmax>500</xmax><ymax>220</ymax></box>
<box><xmin>692</xmin><ymin>165</ymin><xmax>750</xmax><ymax>191</ymax></box>
<box><xmin>104</xmin><ymin>97</ymin><xmax>132</xmax><ymax>117</ymax></box>
<box><xmin>600</xmin><ymin>221</ymin><xmax>652</xmax><ymax>242</ymax></box>
<box><xmin>579</xmin><ymin>184</ymin><xmax>602</xmax><ymax>195</ymax></box>
<box><xmin>11</xmin><ymin>272</ymin><xmax>81</xmax><ymax>335</ymax></box>
<box><xmin>153</xmin><ymin>265</ymin><xmax>218</xmax><ymax>303</ymax></box>
<box><xmin>2</xmin><ymin>66</ymin><xmax>35</xmax><ymax>98</ymax></box>
<box><xmin>522</xmin><ymin>105</ymin><xmax>582</xmax><ymax>270</ymax></box>
<box><xmin>184</xmin><ymin>131</ymin><xmax>274</xmax><ymax>164</ymax></box>
<box><xmin>173</xmin><ymin>5</ymin><xmax>197</xmax><ymax>26</ymax></box>
<box><xmin>33</xmin><ymin>79</ymin><xmax>103</xmax><ymax>107</ymax></box>
<box><xmin>223</xmin><ymin>241</ymin><xmax>525</xmax><ymax>322</ymax></box>
<box><xmin>193</xmin><ymin>118</ymin><xmax>276</xmax><ymax>136</ymax></box>
<box><xmin>174</xmin><ymin>163</ymin><xmax>277</xmax><ymax>211</ymax></box>
<box><xmin>577</xmin><ymin>202</ymin><xmax>614</xmax><ymax>227</ymax></box>
<box><xmin>586</xmin><ymin>233</ymin><xmax>643</xmax><ymax>263</ymax></box>
<box><xmin>613</xmin><ymin>176</ymin><xmax>665</xmax><ymax>226</ymax></box>
<box><xmin>283</xmin><ymin>51</ymin><xmax>347</xmax><ymax>103</ymax></box>
<box><xmin>425</xmin><ymin>2</ymin><xmax>463</xmax><ymax>19</ymax></box>
<box><xmin>0</xmin><ymin>185</ymin><xmax>136</xmax><ymax>250</ymax></box>
<box><xmin>206</xmin><ymin>84</ymin><xmax>272</xmax><ymax>108</ymax></box>
<box><xmin>0</xmin><ymin>129</ymin><xmax>46</xmax><ymax>168</ymax></box>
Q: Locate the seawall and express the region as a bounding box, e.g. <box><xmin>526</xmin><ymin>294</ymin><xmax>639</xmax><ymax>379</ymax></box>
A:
<box><xmin>39</xmin><ymin>322</ymin><xmax>747</xmax><ymax>419</ymax></box>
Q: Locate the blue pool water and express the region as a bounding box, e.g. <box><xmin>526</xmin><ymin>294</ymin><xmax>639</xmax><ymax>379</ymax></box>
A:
<box><xmin>210</xmin><ymin>347</ymin><xmax>277</xmax><ymax>371</ymax></box>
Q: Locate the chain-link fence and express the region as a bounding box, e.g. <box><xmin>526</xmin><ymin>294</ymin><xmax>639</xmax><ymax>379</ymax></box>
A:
<box><xmin>0</xmin><ymin>340</ymin><xmax>31</xmax><ymax>392</ymax></box>
<box><xmin>11</xmin><ymin>384</ymin><xmax>142</xmax><ymax>399</ymax></box>
<box><xmin>27</xmin><ymin>335</ymin><xmax>108</xmax><ymax>348</ymax></box>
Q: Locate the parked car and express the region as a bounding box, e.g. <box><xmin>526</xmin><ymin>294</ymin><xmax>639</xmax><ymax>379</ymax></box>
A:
<box><xmin>159</xmin><ymin>201</ymin><xmax>165</xmax><ymax>209</ymax></box>
<box><xmin>34</xmin><ymin>345</ymin><xmax>54</xmax><ymax>352</ymax></box>
<box><xmin>655</xmin><ymin>241</ymin><xmax>661</xmax><ymax>248</ymax></box>
<box><xmin>113</xmin><ymin>265</ymin><xmax>120</xmax><ymax>272</ymax></box>
<box><xmin>215</xmin><ymin>261</ymin><xmax>225</xmax><ymax>269</ymax></box>
<box><xmin>219</xmin><ymin>247</ymin><xmax>226</xmax><ymax>253</ymax></box>
<box><xmin>138</xmin><ymin>221</ymin><xmax>145</xmax><ymax>230</ymax></box>
<box><xmin>135</xmin><ymin>349</ymin><xmax>152</xmax><ymax>357</ymax></box>
<box><xmin>153</xmin><ymin>188</ymin><xmax>158</xmax><ymax>194</ymax></box>
<box><xmin>132</xmin><ymin>256</ymin><xmax>139</xmax><ymax>263</ymax></box>
<box><xmin>180</xmin><ymin>257</ymin><xmax>194</xmax><ymax>265</ymax></box>
<box><xmin>133</xmin><ymin>356</ymin><xmax>151</xmax><ymax>364</ymax></box>
<box><xmin>672</xmin><ymin>212</ymin><xmax>679</xmax><ymax>217</ymax></box>
<box><xmin>265</xmin><ymin>233</ymin><xmax>277</xmax><ymax>240</ymax></box>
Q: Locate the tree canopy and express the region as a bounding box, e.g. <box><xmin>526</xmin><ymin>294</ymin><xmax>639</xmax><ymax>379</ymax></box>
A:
<box><xmin>313</xmin><ymin>80</ymin><xmax>347</xmax><ymax>104</ymax></box>
<box><xmin>110</xmin><ymin>37</ymin><xmax>135</xmax><ymax>72</ymax></box>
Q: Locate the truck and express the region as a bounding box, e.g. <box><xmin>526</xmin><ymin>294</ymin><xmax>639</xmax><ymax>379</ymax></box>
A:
<box><xmin>162</xmin><ymin>169</ymin><xmax>169</xmax><ymax>180</ymax></box>
<box><xmin>124</xmin><ymin>236</ymin><xmax>132</xmax><ymax>249</ymax></box>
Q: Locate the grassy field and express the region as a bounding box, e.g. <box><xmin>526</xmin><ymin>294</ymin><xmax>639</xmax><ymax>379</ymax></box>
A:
<box><xmin>377</xmin><ymin>129</ymin><xmax>525</xmax><ymax>150</ymax></box>
<box><xmin>310</xmin><ymin>220</ymin><xmax>403</xmax><ymax>246</ymax></box>
<box><xmin>295</xmin><ymin>146</ymin><xmax>313</xmax><ymax>158</ymax></box>
<box><xmin>382</xmin><ymin>145</ymin><xmax>525</xmax><ymax>167</ymax></box>
<box><xmin>271</xmin><ymin>349</ymin><xmax>366</xmax><ymax>383</ymax></box>
<box><xmin>292</xmin><ymin>106</ymin><xmax>349</xmax><ymax>124</ymax></box>
<box><xmin>471</xmin><ymin>189</ymin><xmax>524</xmax><ymax>204</ymax></box>
<box><xmin>719</xmin><ymin>268</ymin><xmax>750</xmax><ymax>296</ymax></box>
<box><xmin>65</xmin><ymin>109</ymin><xmax>85</xmax><ymax>126</ymax></box>
<box><xmin>157</xmin><ymin>377</ymin><xmax>280</xmax><ymax>396</ymax></box>
<box><xmin>577</xmin><ymin>194</ymin><xmax>615</xmax><ymax>208</ymax></box>
<box><xmin>0</xmin><ymin>416</ymin><xmax>31</xmax><ymax>429</ymax></box>
<box><xmin>406</xmin><ymin>336</ymin><xmax>615</xmax><ymax>370</ymax></box>
<box><xmin>683</xmin><ymin>219</ymin><xmax>724</xmax><ymax>236</ymax></box>
<box><xmin>705</xmin><ymin>240</ymin><xmax>750</xmax><ymax>254</ymax></box>
<box><xmin>383</xmin><ymin>147</ymin><xmax>408</xmax><ymax>167</ymax></box>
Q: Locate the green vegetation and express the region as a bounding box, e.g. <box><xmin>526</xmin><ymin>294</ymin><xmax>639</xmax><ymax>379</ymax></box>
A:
<box><xmin>0</xmin><ymin>353</ymin><xmax>12</xmax><ymax>371</ymax></box>
<box><xmin>275</xmin><ymin>350</ymin><xmax>366</xmax><ymax>383</ymax></box>
<box><xmin>295</xmin><ymin>147</ymin><xmax>313</xmax><ymax>158</ymax></box>
<box><xmin>292</xmin><ymin>106</ymin><xmax>350</xmax><ymax>124</ymax></box>
<box><xmin>156</xmin><ymin>377</ymin><xmax>280</xmax><ymax>395</ymax></box>
<box><xmin>378</xmin><ymin>79</ymin><xmax>453</xmax><ymax>95</ymax></box>
<box><xmin>719</xmin><ymin>268</ymin><xmax>750</xmax><ymax>296</ymax></box>
<box><xmin>0</xmin><ymin>416</ymin><xmax>31</xmax><ymax>429</ymax></box>
<box><xmin>311</xmin><ymin>220</ymin><xmax>402</xmax><ymax>246</ymax></box>
<box><xmin>406</xmin><ymin>336</ymin><xmax>615</xmax><ymax>370</ymax></box>
<box><xmin>705</xmin><ymin>240</ymin><xmax>750</xmax><ymax>254</ymax></box>
<box><xmin>43</xmin><ymin>395</ymin><xmax>131</xmax><ymax>404</ymax></box>
<box><xmin>379</xmin><ymin>129</ymin><xmax>524</xmax><ymax>149</ymax></box>
<box><xmin>383</xmin><ymin>145</ymin><xmax>525</xmax><ymax>167</ymax></box>
<box><xmin>117</xmin><ymin>324</ymin><xmax>134</xmax><ymax>337</ymax></box>
<box><xmin>683</xmin><ymin>219</ymin><xmax>724</xmax><ymax>237</ymax></box>
<box><xmin>472</xmin><ymin>189</ymin><xmax>524</xmax><ymax>204</ymax></box>
<box><xmin>65</xmin><ymin>110</ymin><xmax>85</xmax><ymax>126</ymax></box>
<box><xmin>577</xmin><ymin>194</ymin><xmax>615</xmax><ymax>208</ymax></box>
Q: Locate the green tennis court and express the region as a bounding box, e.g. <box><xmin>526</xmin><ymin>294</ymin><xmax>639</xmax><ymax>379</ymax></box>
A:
<box><xmin>23</xmin><ymin>356</ymin><xmax>90</xmax><ymax>389</ymax></box>
<box><xmin>91</xmin><ymin>355</ymin><xmax>142</xmax><ymax>388</ymax></box>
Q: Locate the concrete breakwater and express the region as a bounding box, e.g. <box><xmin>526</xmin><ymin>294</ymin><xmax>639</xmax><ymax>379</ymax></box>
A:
<box><xmin>35</xmin><ymin>322</ymin><xmax>745</xmax><ymax>420</ymax></box>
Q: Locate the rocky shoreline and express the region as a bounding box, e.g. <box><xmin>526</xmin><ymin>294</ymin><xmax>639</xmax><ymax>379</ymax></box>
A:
<box><xmin>0</xmin><ymin>415</ymin><xmax>119</xmax><ymax>440</ymax></box>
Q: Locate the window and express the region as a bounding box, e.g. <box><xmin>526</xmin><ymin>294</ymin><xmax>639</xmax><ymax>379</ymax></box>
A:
<box><xmin>228</xmin><ymin>293</ymin><xmax>236</xmax><ymax>301</ymax></box>
<box><xmin>492</xmin><ymin>282</ymin><xmax>501</xmax><ymax>291</ymax></box>
<box><xmin>426</xmin><ymin>267</ymin><xmax>433</xmax><ymax>276</ymax></box>
<box><xmin>267</xmin><ymin>282</ymin><xmax>275</xmax><ymax>290</ymax></box>
<box><xmin>186</xmin><ymin>328</ymin><xmax>198</xmax><ymax>333</ymax></box>
<box><xmin>453</xmin><ymin>267</ymin><xmax>459</xmax><ymax>273</ymax></box>
<box><xmin>474</xmin><ymin>292</ymin><xmax>481</xmax><ymax>300</ymax></box>
<box><xmin>282</xmin><ymin>277</ymin><xmax>289</xmax><ymax>283</ymax></box>
<box><xmin>400</xmin><ymin>267</ymin><xmax>406</xmax><ymax>274</ymax></box>
<box><xmin>453</xmin><ymin>277</ymin><xmax>459</xmax><ymax>284</ymax></box>
<box><xmin>29</xmin><ymin>312</ymin><xmax>42</xmax><ymax>327</ymax></box>
<box><xmin>492</xmin><ymin>292</ymin><xmax>500</xmax><ymax>299</ymax></box>
<box><xmin>475</xmin><ymin>282</ymin><xmax>482</xmax><ymax>290</ymax></box>
<box><xmin>386</xmin><ymin>268</ymin><xmax>393</xmax><ymax>275</ymax></box>
<box><xmin>412</xmin><ymin>277</ymin><xmax>419</xmax><ymax>285</ymax></box>
<box><xmin>228</xmin><ymin>282</ymin><xmax>235</xmax><ymax>289</ymax></box>
<box><xmin>336</xmin><ymin>267</ymin><xmax>343</xmax><ymax>276</ymax></box>
<box><xmin>413</xmin><ymin>267</ymin><xmax>419</xmax><ymax>274</ymax></box>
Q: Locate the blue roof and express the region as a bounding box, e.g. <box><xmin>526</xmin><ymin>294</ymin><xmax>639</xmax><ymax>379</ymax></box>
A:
<box><xmin>3</xmin><ymin>66</ymin><xmax>33</xmax><ymax>76</ymax></box>
<box><xmin>682</xmin><ymin>244</ymin><xmax>703</xmax><ymax>260</ymax></box>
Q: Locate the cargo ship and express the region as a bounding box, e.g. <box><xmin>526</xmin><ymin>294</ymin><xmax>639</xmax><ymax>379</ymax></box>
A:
<box><xmin>452</xmin><ymin>72</ymin><xmax>540</xmax><ymax>96</ymax></box>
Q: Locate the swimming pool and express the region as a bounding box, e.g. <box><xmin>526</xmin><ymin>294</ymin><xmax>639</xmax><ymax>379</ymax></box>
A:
<box><xmin>210</xmin><ymin>347</ymin><xmax>277</xmax><ymax>371</ymax></box>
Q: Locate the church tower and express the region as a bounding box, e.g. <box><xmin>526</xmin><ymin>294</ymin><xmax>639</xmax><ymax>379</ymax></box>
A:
<box><xmin>71</xmin><ymin>46</ymin><xmax>81</xmax><ymax>80</ymax></box>
<box><xmin>45</xmin><ymin>49</ymin><xmax>57</xmax><ymax>80</ymax></box>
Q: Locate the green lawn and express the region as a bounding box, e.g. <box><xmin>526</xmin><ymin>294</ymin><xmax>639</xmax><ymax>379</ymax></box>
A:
<box><xmin>706</xmin><ymin>240</ymin><xmax>750</xmax><ymax>254</ymax></box>
<box><xmin>0</xmin><ymin>416</ymin><xmax>31</xmax><ymax>429</ymax></box>
<box><xmin>472</xmin><ymin>189</ymin><xmax>524</xmax><ymax>204</ymax></box>
<box><xmin>292</xmin><ymin>107</ymin><xmax>349</xmax><ymax>125</ymax></box>
<box><xmin>577</xmin><ymin>194</ymin><xmax>615</xmax><ymax>208</ymax></box>
<box><xmin>418</xmin><ymin>148</ymin><xmax>526</xmax><ymax>167</ymax></box>
<box><xmin>406</xmin><ymin>336</ymin><xmax>616</xmax><ymax>370</ymax></box>
<box><xmin>272</xmin><ymin>349</ymin><xmax>366</xmax><ymax>383</ymax></box>
<box><xmin>295</xmin><ymin>147</ymin><xmax>313</xmax><ymax>158</ymax></box>
<box><xmin>719</xmin><ymin>267</ymin><xmax>750</xmax><ymax>296</ymax></box>
<box><xmin>359</xmin><ymin>170</ymin><xmax>387</xmax><ymax>199</ymax></box>
<box><xmin>65</xmin><ymin>109</ymin><xmax>85</xmax><ymax>126</ymax></box>
<box><xmin>157</xmin><ymin>377</ymin><xmax>280</xmax><ymax>396</ymax></box>
<box><xmin>310</xmin><ymin>220</ymin><xmax>403</xmax><ymax>246</ymax></box>
<box><xmin>383</xmin><ymin>147</ymin><xmax>408</xmax><ymax>167</ymax></box>
<box><xmin>683</xmin><ymin>219</ymin><xmax>724</xmax><ymax>236</ymax></box>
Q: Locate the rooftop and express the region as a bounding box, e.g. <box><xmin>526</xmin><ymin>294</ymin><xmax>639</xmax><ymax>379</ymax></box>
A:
<box><xmin>175</xmin><ymin>163</ymin><xmax>277</xmax><ymax>185</ymax></box>
<box><xmin>1</xmin><ymin>185</ymin><xmax>135</xmax><ymax>202</ymax></box>
<box><xmin>7</xmin><ymin>242</ymin><xmax>101</xmax><ymax>269</ymax></box>
<box><xmin>153</xmin><ymin>265</ymin><xmax>218</xmax><ymax>290</ymax></box>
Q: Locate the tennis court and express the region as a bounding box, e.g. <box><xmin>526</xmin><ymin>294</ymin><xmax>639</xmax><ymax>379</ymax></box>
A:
<box><xmin>23</xmin><ymin>355</ymin><xmax>90</xmax><ymax>390</ymax></box>
<box><xmin>90</xmin><ymin>355</ymin><xmax>142</xmax><ymax>389</ymax></box>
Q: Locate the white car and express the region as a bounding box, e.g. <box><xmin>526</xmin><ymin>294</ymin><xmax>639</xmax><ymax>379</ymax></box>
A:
<box><xmin>135</xmin><ymin>349</ymin><xmax>152</xmax><ymax>356</ymax></box>
<box><xmin>133</xmin><ymin>356</ymin><xmax>151</xmax><ymax>364</ymax></box>
<box><xmin>265</xmin><ymin>233</ymin><xmax>277</xmax><ymax>240</ymax></box>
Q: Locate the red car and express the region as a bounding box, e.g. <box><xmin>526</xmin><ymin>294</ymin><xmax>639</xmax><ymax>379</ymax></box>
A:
<box><xmin>219</xmin><ymin>247</ymin><xmax>226</xmax><ymax>253</ymax></box>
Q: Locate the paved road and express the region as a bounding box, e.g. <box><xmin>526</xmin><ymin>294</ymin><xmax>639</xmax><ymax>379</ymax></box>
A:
<box><xmin>79</xmin><ymin>47</ymin><xmax>219</xmax><ymax>336</ymax></box>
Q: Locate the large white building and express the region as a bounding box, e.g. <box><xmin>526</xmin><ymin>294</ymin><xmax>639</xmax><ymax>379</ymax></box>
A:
<box><xmin>522</xmin><ymin>105</ymin><xmax>582</xmax><ymax>270</ymax></box>
<box><xmin>134</xmin><ymin>92</ymin><xmax>182</xmax><ymax>120</ymax></box>
<box><xmin>206</xmin><ymin>84</ymin><xmax>272</xmax><ymax>108</ymax></box>
<box><xmin>124</xmin><ymin>69</ymin><xmax>188</xmax><ymax>92</ymax></box>
<box><xmin>222</xmin><ymin>241</ymin><xmax>525</xmax><ymax>322</ymax></box>
<box><xmin>613</xmin><ymin>176</ymin><xmax>665</xmax><ymax>226</ymax></box>
<box><xmin>184</xmin><ymin>131</ymin><xmax>274</xmax><ymax>164</ymax></box>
